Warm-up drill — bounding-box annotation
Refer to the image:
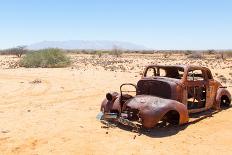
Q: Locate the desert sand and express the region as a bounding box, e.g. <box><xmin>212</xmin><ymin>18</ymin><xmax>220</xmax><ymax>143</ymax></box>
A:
<box><xmin>0</xmin><ymin>53</ymin><xmax>231</xmax><ymax>155</ymax></box>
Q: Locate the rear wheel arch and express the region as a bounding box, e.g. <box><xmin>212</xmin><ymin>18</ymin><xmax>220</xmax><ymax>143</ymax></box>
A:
<box><xmin>215</xmin><ymin>88</ymin><xmax>231</xmax><ymax>109</ymax></box>
<box><xmin>162</xmin><ymin>110</ymin><xmax>180</xmax><ymax>125</ymax></box>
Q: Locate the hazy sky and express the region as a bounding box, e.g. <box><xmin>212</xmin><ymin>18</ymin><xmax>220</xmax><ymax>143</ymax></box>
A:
<box><xmin>0</xmin><ymin>0</ymin><xmax>231</xmax><ymax>50</ymax></box>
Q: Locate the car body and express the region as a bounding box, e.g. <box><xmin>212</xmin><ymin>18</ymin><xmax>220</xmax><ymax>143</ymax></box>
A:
<box><xmin>100</xmin><ymin>65</ymin><xmax>231</xmax><ymax>128</ymax></box>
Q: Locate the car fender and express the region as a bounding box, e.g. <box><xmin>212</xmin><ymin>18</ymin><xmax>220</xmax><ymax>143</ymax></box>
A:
<box><xmin>100</xmin><ymin>97</ymin><xmax>121</xmax><ymax>113</ymax></box>
<box><xmin>215</xmin><ymin>87</ymin><xmax>231</xmax><ymax>109</ymax></box>
<box><xmin>125</xmin><ymin>95</ymin><xmax>189</xmax><ymax>128</ymax></box>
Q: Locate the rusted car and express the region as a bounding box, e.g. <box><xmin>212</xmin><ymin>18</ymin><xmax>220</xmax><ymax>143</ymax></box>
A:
<box><xmin>99</xmin><ymin>65</ymin><xmax>231</xmax><ymax>129</ymax></box>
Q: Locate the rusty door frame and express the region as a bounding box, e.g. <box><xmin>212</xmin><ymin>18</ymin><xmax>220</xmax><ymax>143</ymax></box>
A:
<box><xmin>183</xmin><ymin>67</ymin><xmax>211</xmax><ymax>113</ymax></box>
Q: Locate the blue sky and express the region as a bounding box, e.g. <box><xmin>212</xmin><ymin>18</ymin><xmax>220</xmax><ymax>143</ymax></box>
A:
<box><xmin>0</xmin><ymin>0</ymin><xmax>231</xmax><ymax>50</ymax></box>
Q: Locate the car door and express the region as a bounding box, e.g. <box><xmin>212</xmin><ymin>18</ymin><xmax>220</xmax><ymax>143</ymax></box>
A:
<box><xmin>186</xmin><ymin>68</ymin><xmax>208</xmax><ymax>113</ymax></box>
<box><xmin>204</xmin><ymin>69</ymin><xmax>217</xmax><ymax>109</ymax></box>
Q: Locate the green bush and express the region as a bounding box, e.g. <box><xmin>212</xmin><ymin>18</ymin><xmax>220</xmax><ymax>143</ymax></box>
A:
<box><xmin>20</xmin><ymin>48</ymin><xmax>71</xmax><ymax>68</ymax></box>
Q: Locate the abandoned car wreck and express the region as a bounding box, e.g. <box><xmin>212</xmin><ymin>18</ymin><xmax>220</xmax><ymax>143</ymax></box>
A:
<box><xmin>99</xmin><ymin>65</ymin><xmax>231</xmax><ymax>129</ymax></box>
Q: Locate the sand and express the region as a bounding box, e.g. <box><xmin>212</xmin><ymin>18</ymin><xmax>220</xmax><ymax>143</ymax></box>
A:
<box><xmin>0</xmin><ymin>53</ymin><xmax>231</xmax><ymax>155</ymax></box>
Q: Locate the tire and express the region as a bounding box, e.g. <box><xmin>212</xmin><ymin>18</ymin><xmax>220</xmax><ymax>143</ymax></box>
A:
<box><xmin>220</xmin><ymin>95</ymin><xmax>231</xmax><ymax>108</ymax></box>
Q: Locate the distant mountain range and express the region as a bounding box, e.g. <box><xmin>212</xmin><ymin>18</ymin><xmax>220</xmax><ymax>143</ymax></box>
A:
<box><xmin>27</xmin><ymin>40</ymin><xmax>147</xmax><ymax>50</ymax></box>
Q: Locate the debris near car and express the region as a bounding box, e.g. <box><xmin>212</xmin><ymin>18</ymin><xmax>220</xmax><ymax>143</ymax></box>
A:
<box><xmin>29</xmin><ymin>79</ymin><xmax>42</xmax><ymax>84</ymax></box>
<box><xmin>98</xmin><ymin>65</ymin><xmax>231</xmax><ymax>130</ymax></box>
<box><xmin>96</xmin><ymin>111</ymin><xmax>140</xmax><ymax>132</ymax></box>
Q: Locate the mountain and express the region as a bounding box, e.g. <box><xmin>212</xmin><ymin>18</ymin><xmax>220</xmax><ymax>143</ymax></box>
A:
<box><xmin>27</xmin><ymin>40</ymin><xmax>147</xmax><ymax>50</ymax></box>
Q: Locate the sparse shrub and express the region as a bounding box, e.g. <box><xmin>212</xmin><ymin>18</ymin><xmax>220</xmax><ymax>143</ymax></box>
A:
<box><xmin>137</xmin><ymin>50</ymin><xmax>154</xmax><ymax>54</ymax></box>
<box><xmin>163</xmin><ymin>53</ymin><xmax>170</xmax><ymax>58</ymax></box>
<box><xmin>109</xmin><ymin>50</ymin><xmax>122</xmax><ymax>57</ymax></box>
<box><xmin>95</xmin><ymin>51</ymin><xmax>104</xmax><ymax>58</ymax></box>
<box><xmin>13</xmin><ymin>46</ymin><xmax>27</xmax><ymax>57</ymax></box>
<box><xmin>187</xmin><ymin>52</ymin><xmax>204</xmax><ymax>59</ymax></box>
<box><xmin>220</xmin><ymin>52</ymin><xmax>225</xmax><ymax>60</ymax></box>
<box><xmin>214</xmin><ymin>51</ymin><xmax>232</xmax><ymax>60</ymax></box>
<box><xmin>218</xmin><ymin>75</ymin><xmax>227</xmax><ymax>83</ymax></box>
<box><xmin>184</xmin><ymin>50</ymin><xmax>193</xmax><ymax>55</ymax></box>
<box><xmin>229</xmin><ymin>72</ymin><xmax>232</xmax><ymax>77</ymax></box>
<box><xmin>66</xmin><ymin>49</ymin><xmax>82</xmax><ymax>54</ymax></box>
<box><xmin>206</xmin><ymin>49</ymin><xmax>216</xmax><ymax>55</ymax></box>
<box><xmin>0</xmin><ymin>46</ymin><xmax>27</xmax><ymax>57</ymax></box>
<box><xmin>223</xmin><ymin>51</ymin><xmax>232</xmax><ymax>59</ymax></box>
<box><xmin>109</xmin><ymin>46</ymin><xmax>122</xmax><ymax>57</ymax></box>
<box><xmin>215</xmin><ymin>54</ymin><xmax>222</xmax><ymax>59</ymax></box>
<box><xmin>20</xmin><ymin>48</ymin><xmax>71</xmax><ymax>68</ymax></box>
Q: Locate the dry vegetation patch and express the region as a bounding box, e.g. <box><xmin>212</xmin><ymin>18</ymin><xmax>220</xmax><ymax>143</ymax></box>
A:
<box><xmin>20</xmin><ymin>49</ymin><xmax>71</xmax><ymax>68</ymax></box>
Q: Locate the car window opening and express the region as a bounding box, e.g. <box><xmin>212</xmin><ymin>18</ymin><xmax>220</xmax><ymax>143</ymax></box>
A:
<box><xmin>145</xmin><ymin>66</ymin><xmax>184</xmax><ymax>79</ymax></box>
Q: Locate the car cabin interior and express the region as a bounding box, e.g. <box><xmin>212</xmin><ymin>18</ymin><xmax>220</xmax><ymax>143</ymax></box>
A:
<box><xmin>187</xmin><ymin>69</ymin><xmax>207</xmax><ymax>109</ymax></box>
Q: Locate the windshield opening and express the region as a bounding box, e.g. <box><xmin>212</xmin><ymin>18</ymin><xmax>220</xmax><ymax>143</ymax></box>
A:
<box><xmin>144</xmin><ymin>66</ymin><xmax>184</xmax><ymax>79</ymax></box>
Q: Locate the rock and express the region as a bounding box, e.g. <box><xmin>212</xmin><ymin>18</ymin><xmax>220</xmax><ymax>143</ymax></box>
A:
<box><xmin>30</xmin><ymin>79</ymin><xmax>42</xmax><ymax>84</ymax></box>
<box><xmin>1</xmin><ymin>130</ymin><xmax>9</xmax><ymax>133</ymax></box>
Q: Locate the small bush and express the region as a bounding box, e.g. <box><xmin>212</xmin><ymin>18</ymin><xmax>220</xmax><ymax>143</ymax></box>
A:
<box><xmin>223</xmin><ymin>51</ymin><xmax>232</xmax><ymax>59</ymax></box>
<box><xmin>163</xmin><ymin>53</ymin><xmax>170</xmax><ymax>58</ymax></box>
<box><xmin>214</xmin><ymin>51</ymin><xmax>232</xmax><ymax>60</ymax></box>
<box><xmin>187</xmin><ymin>52</ymin><xmax>204</xmax><ymax>59</ymax></box>
<box><xmin>184</xmin><ymin>50</ymin><xmax>193</xmax><ymax>55</ymax></box>
<box><xmin>92</xmin><ymin>50</ymin><xmax>104</xmax><ymax>58</ymax></box>
<box><xmin>20</xmin><ymin>48</ymin><xmax>71</xmax><ymax>68</ymax></box>
<box><xmin>206</xmin><ymin>49</ymin><xmax>216</xmax><ymax>55</ymax></box>
<box><xmin>214</xmin><ymin>52</ymin><xmax>225</xmax><ymax>59</ymax></box>
<box><xmin>109</xmin><ymin>49</ymin><xmax>122</xmax><ymax>57</ymax></box>
<box><xmin>137</xmin><ymin>50</ymin><xmax>154</xmax><ymax>54</ymax></box>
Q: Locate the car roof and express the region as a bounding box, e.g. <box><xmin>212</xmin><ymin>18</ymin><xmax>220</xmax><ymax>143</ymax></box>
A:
<box><xmin>145</xmin><ymin>65</ymin><xmax>210</xmax><ymax>71</ymax></box>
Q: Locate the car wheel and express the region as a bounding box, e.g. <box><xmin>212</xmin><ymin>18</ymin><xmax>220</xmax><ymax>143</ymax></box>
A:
<box><xmin>220</xmin><ymin>95</ymin><xmax>231</xmax><ymax>108</ymax></box>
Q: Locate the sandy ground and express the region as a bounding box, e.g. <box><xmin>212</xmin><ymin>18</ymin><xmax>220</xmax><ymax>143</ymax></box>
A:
<box><xmin>0</xmin><ymin>54</ymin><xmax>231</xmax><ymax>155</ymax></box>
